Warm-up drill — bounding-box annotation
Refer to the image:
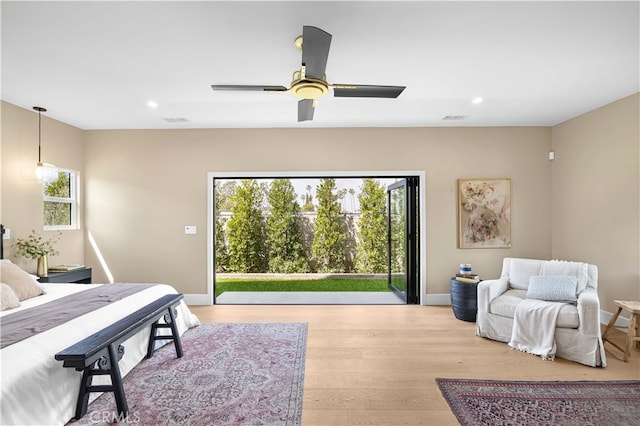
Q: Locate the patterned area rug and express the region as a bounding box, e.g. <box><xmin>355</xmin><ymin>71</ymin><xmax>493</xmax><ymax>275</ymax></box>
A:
<box><xmin>77</xmin><ymin>323</ymin><xmax>307</xmax><ymax>426</ymax></box>
<box><xmin>437</xmin><ymin>378</ymin><xmax>640</xmax><ymax>426</ymax></box>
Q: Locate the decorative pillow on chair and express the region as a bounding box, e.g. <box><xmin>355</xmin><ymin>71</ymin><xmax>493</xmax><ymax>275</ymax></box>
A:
<box><xmin>0</xmin><ymin>283</ymin><xmax>21</xmax><ymax>310</ymax></box>
<box><xmin>526</xmin><ymin>275</ymin><xmax>578</xmax><ymax>303</ymax></box>
<box><xmin>0</xmin><ymin>259</ymin><xmax>45</xmax><ymax>301</ymax></box>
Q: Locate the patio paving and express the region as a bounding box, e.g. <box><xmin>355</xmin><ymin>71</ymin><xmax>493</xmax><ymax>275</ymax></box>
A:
<box><xmin>215</xmin><ymin>291</ymin><xmax>405</xmax><ymax>304</ymax></box>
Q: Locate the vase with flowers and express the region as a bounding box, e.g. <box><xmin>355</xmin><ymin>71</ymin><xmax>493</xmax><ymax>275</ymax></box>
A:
<box><xmin>13</xmin><ymin>230</ymin><xmax>61</xmax><ymax>276</ymax></box>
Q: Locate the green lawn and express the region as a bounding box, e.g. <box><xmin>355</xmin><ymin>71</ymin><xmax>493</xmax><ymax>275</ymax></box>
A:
<box><xmin>215</xmin><ymin>276</ymin><xmax>389</xmax><ymax>297</ymax></box>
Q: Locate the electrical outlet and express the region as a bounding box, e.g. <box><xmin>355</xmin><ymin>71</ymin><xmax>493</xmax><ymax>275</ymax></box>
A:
<box><xmin>2</xmin><ymin>228</ymin><xmax>10</xmax><ymax>240</ymax></box>
<box><xmin>184</xmin><ymin>226</ymin><xmax>197</xmax><ymax>235</ymax></box>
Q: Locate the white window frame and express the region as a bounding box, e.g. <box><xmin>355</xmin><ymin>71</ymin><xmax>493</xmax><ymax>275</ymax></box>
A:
<box><xmin>42</xmin><ymin>166</ymin><xmax>79</xmax><ymax>231</ymax></box>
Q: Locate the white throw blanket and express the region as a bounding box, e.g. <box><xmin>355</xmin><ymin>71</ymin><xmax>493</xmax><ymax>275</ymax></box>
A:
<box><xmin>508</xmin><ymin>299</ymin><xmax>565</xmax><ymax>360</ymax></box>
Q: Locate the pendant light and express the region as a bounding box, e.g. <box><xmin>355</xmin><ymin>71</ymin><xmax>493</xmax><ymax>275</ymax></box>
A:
<box><xmin>33</xmin><ymin>106</ymin><xmax>47</xmax><ymax>181</ymax></box>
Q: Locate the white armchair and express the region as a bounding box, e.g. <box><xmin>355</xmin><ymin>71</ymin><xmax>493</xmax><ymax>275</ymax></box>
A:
<box><xmin>476</xmin><ymin>257</ymin><xmax>606</xmax><ymax>367</ymax></box>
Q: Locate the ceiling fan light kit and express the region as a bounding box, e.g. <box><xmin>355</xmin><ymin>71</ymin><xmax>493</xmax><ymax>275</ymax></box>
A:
<box><xmin>212</xmin><ymin>26</ymin><xmax>405</xmax><ymax>122</ymax></box>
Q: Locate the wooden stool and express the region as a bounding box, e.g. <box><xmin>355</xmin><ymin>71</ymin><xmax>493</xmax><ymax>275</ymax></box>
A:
<box><xmin>602</xmin><ymin>300</ymin><xmax>640</xmax><ymax>362</ymax></box>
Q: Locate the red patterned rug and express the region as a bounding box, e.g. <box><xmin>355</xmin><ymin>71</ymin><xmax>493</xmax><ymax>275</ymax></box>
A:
<box><xmin>77</xmin><ymin>323</ymin><xmax>307</xmax><ymax>426</ymax></box>
<box><xmin>437</xmin><ymin>378</ymin><xmax>640</xmax><ymax>426</ymax></box>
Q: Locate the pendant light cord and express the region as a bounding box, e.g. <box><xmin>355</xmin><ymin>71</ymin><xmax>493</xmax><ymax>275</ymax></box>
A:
<box><xmin>38</xmin><ymin>109</ymin><xmax>42</xmax><ymax>163</ymax></box>
<box><xmin>33</xmin><ymin>106</ymin><xmax>46</xmax><ymax>164</ymax></box>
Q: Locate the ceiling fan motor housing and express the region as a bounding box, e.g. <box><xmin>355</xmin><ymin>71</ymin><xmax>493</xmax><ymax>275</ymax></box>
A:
<box><xmin>291</xmin><ymin>77</ymin><xmax>328</xmax><ymax>100</ymax></box>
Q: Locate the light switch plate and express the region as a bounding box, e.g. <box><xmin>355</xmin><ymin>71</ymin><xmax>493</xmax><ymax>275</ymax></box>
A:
<box><xmin>184</xmin><ymin>226</ymin><xmax>197</xmax><ymax>235</ymax></box>
<box><xmin>2</xmin><ymin>228</ymin><xmax>10</xmax><ymax>240</ymax></box>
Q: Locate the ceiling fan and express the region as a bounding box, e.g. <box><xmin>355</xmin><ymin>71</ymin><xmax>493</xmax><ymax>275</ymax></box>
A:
<box><xmin>211</xmin><ymin>26</ymin><xmax>406</xmax><ymax>122</ymax></box>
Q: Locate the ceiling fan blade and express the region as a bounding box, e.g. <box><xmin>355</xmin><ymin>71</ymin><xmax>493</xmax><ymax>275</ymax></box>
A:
<box><xmin>301</xmin><ymin>26</ymin><xmax>332</xmax><ymax>80</ymax></box>
<box><xmin>211</xmin><ymin>85</ymin><xmax>287</xmax><ymax>92</ymax></box>
<box><xmin>333</xmin><ymin>84</ymin><xmax>406</xmax><ymax>98</ymax></box>
<box><xmin>298</xmin><ymin>99</ymin><xmax>315</xmax><ymax>122</ymax></box>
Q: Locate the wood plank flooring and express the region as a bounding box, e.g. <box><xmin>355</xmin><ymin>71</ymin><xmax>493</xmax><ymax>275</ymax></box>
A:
<box><xmin>189</xmin><ymin>304</ymin><xmax>640</xmax><ymax>425</ymax></box>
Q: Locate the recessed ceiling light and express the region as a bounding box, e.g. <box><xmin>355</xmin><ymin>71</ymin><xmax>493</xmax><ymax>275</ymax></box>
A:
<box><xmin>471</xmin><ymin>97</ymin><xmax>483</xmax><ymax>104</ymax></box>
<box><xmin>147</xmin><ymin>101</ymin><xmax>158</xmax><ymax>108</ymax></box>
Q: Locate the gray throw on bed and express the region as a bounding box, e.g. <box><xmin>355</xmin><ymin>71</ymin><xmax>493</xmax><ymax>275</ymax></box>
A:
<box><xmin>0</xmin><ymin>283</ymin><xmax>156</xmax><ymax>348</ymax></box>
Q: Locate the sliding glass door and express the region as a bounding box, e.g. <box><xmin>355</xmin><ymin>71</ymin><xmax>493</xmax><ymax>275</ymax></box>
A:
<box><xmin>387</xmin><ymin>178</ymin><xmax>419</xmax><ymax>304</ymax></box>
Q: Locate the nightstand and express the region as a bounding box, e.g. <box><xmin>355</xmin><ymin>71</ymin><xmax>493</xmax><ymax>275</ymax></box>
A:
<box><xmin>38</xmin><ymin>268</ymin><xmax>92</xmax><ymax>284</ymax></box>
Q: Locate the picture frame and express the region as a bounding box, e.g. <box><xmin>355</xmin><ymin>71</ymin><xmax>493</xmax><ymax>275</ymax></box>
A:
<box><xmin>458</xmin><ymin>178</ymin><xmax>511</xmax><ymax>249</ymax></box>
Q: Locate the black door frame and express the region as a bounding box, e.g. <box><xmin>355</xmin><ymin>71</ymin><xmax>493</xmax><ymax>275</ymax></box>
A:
<box><xmin>387</xmin><ymin>177</ymin><xmax>420</xmax><ymax>304</ymax></box>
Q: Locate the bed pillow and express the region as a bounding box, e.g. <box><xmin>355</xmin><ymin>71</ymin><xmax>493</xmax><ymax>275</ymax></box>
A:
<box><xmin>0</xmin><ymin>259</ymin><xmax>45</xmax><ymax>301</ymax></box>
<box><xmin>0</xmin><ymin>283</ymin><xmax>20</xmax><ymax>310</ymax></box>
<box><xmin>526</xmin><ymin>275</ymin><xmax>578</xmax><ymax>303</ymax></box>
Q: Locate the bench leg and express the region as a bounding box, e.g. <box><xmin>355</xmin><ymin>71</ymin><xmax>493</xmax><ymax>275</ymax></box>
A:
<box><xmin>75</xmin><ymin>366</ymin><xmax>94</xmax><ymax>419</ymax></box>
<box><xmin>602</xmin><ymin>307</ymin><xmax>622</xmax><ymax>343</ymax></box>
<box><xmin>74</xmin><ymin>345</ymin><xmax>127</xmax><ymax>420</ymax></box>
<box><xmin>623</xmin><ymin>313</ymin><xmax>638</xmax><ymax>362</ymax></box>
<box><xmin>147</xmin><ymin>304</ymin><xmax>183</xmax><ymax>359</ymax></box>
<box><xmin>108</xmin><ymin>343</ymin><xmax>128</xmax><ymax>418</ymax></box>
<box><xmin>167</xmin><ymin>304</ymin><xmax>183</xmax><ymax>358</ymax></box>
<box><xmin>147</xmin><ymin>320</ymin><xmax>158</xmax><ymax>359</ymax></box>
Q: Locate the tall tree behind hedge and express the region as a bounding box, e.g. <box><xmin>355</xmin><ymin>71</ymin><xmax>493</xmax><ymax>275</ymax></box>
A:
<box><xmin>266</xmin><ymin>179</ymin><xmax>309</xmax><ymax>273</ymax></box>
<box><xmin>355</xmin><ymin>179</ymin><xmax>387</xmax><ymax>273</ymax></box>
<box><xmin>389</xmin><ymin>185</ymin><xmax>406</xmax><ymax>274</ymax></box>
<box><xmin>214</xmin><ymin>182</ymin><xmax>230</xmax><ymax>272</ymax></box>
<box><xmin>226</xmin><ymin>179</ymin><xmax>266</xmax><ymax>272</ymax></box>
<box><xmin>301</xmin><ymin>185</ymin><xmax>315</xmax><ymax>212</ymax></box>
<box><xmin>311</xmin><ymin>178</ymin><xmax>346</xmax><ymax>272</ymax></box>
<box><xmin>216</xmin><ymin>180</ymin><xmax>237</xmax><ymax>211</ymax></box>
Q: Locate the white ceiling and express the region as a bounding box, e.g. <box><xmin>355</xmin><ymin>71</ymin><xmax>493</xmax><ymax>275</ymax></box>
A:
<box><xmin>2</xmin><ymin>1</ymin><xmax>638</xmax><ymax>130</ymax></box>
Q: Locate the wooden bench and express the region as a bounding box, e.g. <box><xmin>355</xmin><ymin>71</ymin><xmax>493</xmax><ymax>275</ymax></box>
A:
<box><xmin>55</xmin><ymin>293</ymin><xmax>184</xmax><ymax>420</ymax></box>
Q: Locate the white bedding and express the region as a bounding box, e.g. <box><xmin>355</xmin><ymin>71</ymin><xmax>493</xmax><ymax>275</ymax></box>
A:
<box><xmin>0</xmin><ymin>283</ymin><xmax>200</xmax><ymax>425</ymax></box>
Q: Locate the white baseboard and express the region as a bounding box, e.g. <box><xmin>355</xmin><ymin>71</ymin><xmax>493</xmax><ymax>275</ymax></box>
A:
<box><xmin>423</xmin><ymin>293</ymin><xmax>451</xmax><ymax>306</ymax></box>
<box><xmin>600</xmin><ymin>309</ymin><xmax>630</xmax><ymax>327</ymax></box>
<box><xmin>184</xmin><ymin>293</ymin><xmax>212</xmax><ymax>305</ymax></box>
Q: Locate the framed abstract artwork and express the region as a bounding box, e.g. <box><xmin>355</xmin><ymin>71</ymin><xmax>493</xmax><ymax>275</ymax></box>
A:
<box><xmin>458</xmin><ymin>178</ymin><xmax>511</xmax><ymax>249</ymax></box>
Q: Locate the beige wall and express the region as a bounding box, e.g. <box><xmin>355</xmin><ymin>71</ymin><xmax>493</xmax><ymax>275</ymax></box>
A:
<box><xmin>551</xmin><ymin>93</ymin><xmax>640</xmax><ymax>314</ymax></box>
<box><xmin>1</xmin><ymin>102</ymin><xmax>85</xmax><ymax>272</ymax></box>
<box><xmin>3</xmin><ymin>95</ymin><xmax>637</xmax><ymax>313</ymax></box>
<box><xmin>83</xmin><ymin>126</ymin><xmax>552</xmax><ymax>297</ymax></box>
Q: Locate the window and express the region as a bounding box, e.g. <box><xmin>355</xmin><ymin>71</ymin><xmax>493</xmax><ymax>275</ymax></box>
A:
<box><xmin>42</xmin><ymin>167</ymin><xmax>78</xmax><ymax>230</ymax></box>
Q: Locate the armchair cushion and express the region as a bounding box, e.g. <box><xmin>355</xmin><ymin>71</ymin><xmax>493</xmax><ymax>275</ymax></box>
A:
<box><xmin>527</xmin><ymin>275</ymin><xmax>578</xmax><ymax>303</ymax></box>
<box><xmin>490</xmin><ymin>289</ymin><xmax>527</xmax><ymax>318</ymax></box>
<box><xmin>490</xmin><ymin>289</ymin><xmax>579</xmax><ymax>328</ymax></box>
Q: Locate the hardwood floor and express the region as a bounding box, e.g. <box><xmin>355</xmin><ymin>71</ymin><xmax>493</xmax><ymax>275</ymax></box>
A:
<box><xmin>189</xmin><ymin>304</ymin><xmax>640</xmax><ymax>425</ymax></box>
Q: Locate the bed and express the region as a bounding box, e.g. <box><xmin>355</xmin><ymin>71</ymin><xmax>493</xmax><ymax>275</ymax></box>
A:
<box><xmin>0</xmin><ymin>259</ymin><xmax>200</xmax><ymax>425</ymax></box>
